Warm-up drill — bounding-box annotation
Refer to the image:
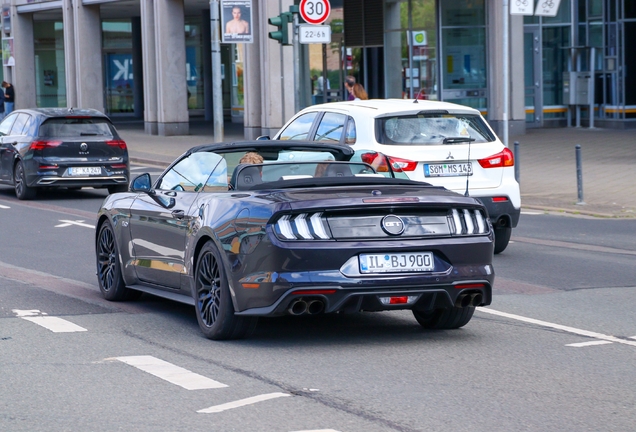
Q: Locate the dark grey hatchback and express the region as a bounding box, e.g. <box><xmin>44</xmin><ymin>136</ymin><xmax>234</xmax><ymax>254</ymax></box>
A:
<box><xmin>0</xmin><ymin>108</ymin><xmax>129</xmax><ymax>199</ymax></box>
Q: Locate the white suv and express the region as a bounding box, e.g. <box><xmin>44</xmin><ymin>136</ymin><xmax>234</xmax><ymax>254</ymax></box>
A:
<box><xmin>271</xmin><ymin>99</ymin><xmax>521</xmax><ymax>254</ymax></box>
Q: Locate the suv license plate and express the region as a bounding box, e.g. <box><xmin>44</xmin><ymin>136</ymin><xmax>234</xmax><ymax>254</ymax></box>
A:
<box><xmin>69</xmin><ymin>167</ymin><xmax>101</xmax><ymax>176</ymax></box>
<box><xmin>360</xmin><ymin>252</ymin><xmax>434</xmax><ymax>274</ymax></box>
<box><xmin>424</xmin><ymin>163</ymin><xmax>472</xmax><ymax>177</ymax></box>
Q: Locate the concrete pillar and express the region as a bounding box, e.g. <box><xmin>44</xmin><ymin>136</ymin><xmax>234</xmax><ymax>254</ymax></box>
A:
<box><xmin>487</xmin><ymin>0</ymin><xmax>525</xmax><ymax>137</ymax></box>
<box><xmin>257</xmin><ymin>0</ymin><xmax>295</xmax><ymax>137</ymax></box>
<box><xmin>243</xmin><ymin>0</ymin><xmax>262</xmax><ymax>139</ymax></box>
<box><xmin>62</xmin><ymin>0</ymin><xmax>77</xmax><ymax>108</ymax></box>
<box><xmin>154</xmin><ymin>0</ymin><xmax>189</xmax><ymax>136</ymax></box>
<box><xmin>10</xmin><ymin>6</ymin><xmax>36</xmax><ymax>108</ymax></box>
<box><xmin>141</xmin><ymin>0</ymin><xmax>158</xmax><ymax>134</ymax></box>
<box><xmin>72</xmin><ymin>3</ymin><xmax>105</xmax><ymax>111</ymax></box>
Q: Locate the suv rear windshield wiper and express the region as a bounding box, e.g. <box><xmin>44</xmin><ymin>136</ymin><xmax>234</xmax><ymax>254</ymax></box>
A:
<box><xmin>443</xmin><ymin>137</ymin><xmax>476</xmax><ymax>144</ymax></box>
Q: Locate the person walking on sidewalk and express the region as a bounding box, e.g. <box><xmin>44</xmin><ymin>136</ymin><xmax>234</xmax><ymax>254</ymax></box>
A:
<box><xmin>2</xmin><ymin>81</ymin><xmax>15</xmax><ymax>115</ymax></box>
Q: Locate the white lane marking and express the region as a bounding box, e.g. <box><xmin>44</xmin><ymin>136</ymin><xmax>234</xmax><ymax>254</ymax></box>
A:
<box><xmin>521</xmin><ymin>210</ymin><xmax>543</xmax><ymax>215</ymax></box>
<box><xmin>12</xmin><ymin>309</ymin><xmax>87</xmax><ymax>333</ymax></box>
<box><xmin>630</xmin><ymin>336</ymin><xmax>636</xmax><ymax>340</ymax></box>
<box><xmin>291</xmin><ymin>430</ymin><xmax>341</xmax><ymax>432</ymax></box>
<box><xmin>197</xmin><ymin>392</ymin><xmax>291</xmax><ymax>414</ymax></box>
<box><xmin>0</xmin><ymin>204</ymin><xmax>10</xmax><ymax>209</ymax></box>
<box><xmin>566</xmin><ymin>341</ymin><xmax>614</xmax><ymax>348</ymax></box>
<box><xmin>115</xmin><ymin>355</ymin><xmax>228</xmax><ymax>390</ymax></box>
<box><xmin>478</xmin><ymin>308</ymin><xmax>636</xmax><ymax>347</ymax></box>
<box><xmin>55</xmin><ymin>220</ymin><xmax>94</xmax><ymax>229</ymax></box>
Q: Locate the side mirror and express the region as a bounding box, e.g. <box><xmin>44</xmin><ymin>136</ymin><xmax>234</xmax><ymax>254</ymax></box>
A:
<box><xmin>256</xmin><ymin>135</ymin><xmax>271</xmax><ymax>140</ymax></box>
<box><xmin>130</xmin><ymin>173</ymin><xmax>154</xmax><ymax>194</ymax></box>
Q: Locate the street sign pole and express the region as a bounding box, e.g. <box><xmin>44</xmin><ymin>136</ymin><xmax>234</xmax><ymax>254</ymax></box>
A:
<box><xmin>293</xmin><ymin>11</ymin><xmax>301</xmax><ymax>113</ymax></box>
<box><xmin>210</xmin><ymin>0</ymin><xmax>223</xmax><ymax>142</ymax></box>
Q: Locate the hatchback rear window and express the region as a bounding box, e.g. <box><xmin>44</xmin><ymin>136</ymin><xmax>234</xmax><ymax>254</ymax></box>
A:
<box><xmin>39</xmin><ymin>118</ymin><xmax>116</xmax><ymax>138</ymax></box>
<box><xmin>377</xmin><ymin>113</ymin><xmax>495</xmax><ymax>145</ymax></box>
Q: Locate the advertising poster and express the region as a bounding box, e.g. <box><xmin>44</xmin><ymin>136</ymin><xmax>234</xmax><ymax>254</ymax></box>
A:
<box><xmin>221</xmin><ymin>0</ymin><xmax>253</xmax><ymax>44</ymax></box>
<box><xmin>2</xmin><ymin>37</ymin><xmax>14</xmax><ymax>66</ymax></box>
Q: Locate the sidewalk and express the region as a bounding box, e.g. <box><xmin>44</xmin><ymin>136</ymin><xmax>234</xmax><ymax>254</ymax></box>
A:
<box><xmin>114</xmin><ymin>119</ymin><xmax>636</xmax><ymax>219</ymax></box>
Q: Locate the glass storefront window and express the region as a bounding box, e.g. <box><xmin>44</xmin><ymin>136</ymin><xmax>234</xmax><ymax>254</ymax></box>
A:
<box><xmin>103</xmin><ymin>20</ymin><xmax>133</xmax><ymax>114</ymax></box>
<box><xmin>442</xmin><ymin>28</ymin><xmax>486</xmax><ymax>90</ymax></box>
<box><xmin>542</xmin><ymin>26</ymin><xmax>570</xmax><ymax>113</ymax></box>
<box><xmin>384</xmin><ymin>0</ymin><xmax>437</xmax><ymax>100</ymax></box>
<box><xmin>34</xmin><ymin>21</ymin><xmax>66</xmax><ymax>107</ymax></box>
<box><xmin>544</xmin><ymin>0</ymin><xmax>571</xmax><ymax>24</ymax></box>
<box><xmin>441</xmin><ymin>0</ymin><xmax>485</xmax><ymax>27</ymax></box>
<box><xmin>185</xmin><ymin>18</ymin><xmax>204</xmax><ymax>110</ymax></box>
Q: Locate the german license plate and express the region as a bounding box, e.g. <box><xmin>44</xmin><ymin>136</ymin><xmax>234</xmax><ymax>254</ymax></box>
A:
<box><xmin>359</xmin><ymin>252</ymin><xmax>434</xmax><ymax>273</ymax></box>
<box><xmin>424</xmin><ymin>162</ymin><xmax>472</xmax><ymax>177</ymax></box>
<box><xmin>69</xmin><ymin>167</ymin><xmax>101</xmax><ymax>176</ymax></box>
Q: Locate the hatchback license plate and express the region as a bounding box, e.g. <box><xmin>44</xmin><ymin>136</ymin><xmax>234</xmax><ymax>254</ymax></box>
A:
<box><xmin>69</xmin><ymin>167</ymin><xmax>101</xmax><ymax>176</ymax></box>
<box><xmin>424</xmin><ymin>163</ymin><xmax>472</xmax><ymax>177</ymax></box>
<box><xmin>359</xmin><ymin>252</ymin><xmax>434</xmax><ymax>274</ymax></box>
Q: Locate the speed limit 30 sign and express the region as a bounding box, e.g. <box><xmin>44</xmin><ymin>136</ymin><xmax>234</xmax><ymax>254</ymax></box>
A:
<box><xmin>299</xmin><ymin>0</ymin><xmax>331</xmax><ymax>25</ymax></box>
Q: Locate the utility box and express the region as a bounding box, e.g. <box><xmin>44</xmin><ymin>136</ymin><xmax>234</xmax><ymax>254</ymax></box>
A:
<box><xmin>563</xmin><ymin>72</ymin><xmax>593</xmax><ymax>105</ymax></box>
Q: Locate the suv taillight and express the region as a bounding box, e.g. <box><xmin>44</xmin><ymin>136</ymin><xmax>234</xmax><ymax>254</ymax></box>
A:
<box><xmin>30</xmin><ymin>140</ymin><xmax>62</xmax><ymax>151</ymax></box>
<box><xmin>106</xmin><ymin>139</ymin><xmax>127</xmax><ymax>150</ymax></box>
<box><xmin>477</xmin><ymin>147</ymin><xmax>514</xmax><ymax>168</ymax></box>
<box><xmin>388</xmin><ymin>156</ymin><xmax>418</xmax><ymax>172</ymax></box>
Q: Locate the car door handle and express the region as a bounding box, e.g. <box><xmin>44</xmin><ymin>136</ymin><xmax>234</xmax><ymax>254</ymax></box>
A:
<box><xmin>171</xmin><ymin>209</ymin><xmax>185</xmax><ymax>219</ymax></box>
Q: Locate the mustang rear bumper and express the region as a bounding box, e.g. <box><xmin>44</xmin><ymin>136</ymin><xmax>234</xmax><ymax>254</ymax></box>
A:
<box><xmin>234</xmin><ymin>280</ymin><xmax>493</xmax><ymax>317</ymax></box>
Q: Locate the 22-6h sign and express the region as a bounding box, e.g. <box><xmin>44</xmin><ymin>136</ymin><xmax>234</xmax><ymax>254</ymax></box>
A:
<box><xmin>299</xmin><ymin>0</ymin><xmax>331</xmax><ymax>25</ymax></box>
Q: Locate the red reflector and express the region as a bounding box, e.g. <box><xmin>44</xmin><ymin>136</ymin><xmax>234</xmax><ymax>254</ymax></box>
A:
<box><xmin>241</xmin><ymin>283</ymin><xmax>260</xmax><ymax>289</ymax></box>
<box><xmin>389</xmin><ymin>296</ymin><xmax>409</xmax><ymax>304</ymax></box>
<box><xmin>492</xmin><ymin>196</ymin><xmax>509</xmax><ymax>202</ymax></box>
<box><xmin>110</xmin><ymin>164</ymin><xmax>127</xmax><ymax>169</ymax></box>
<box><xmin>106</xmin><ymin>139</ymin><xmax>127</xmax><ymax>150</ymax></box>
<box><xmin>30</xmin><ymin>140</ymin><xmax>62</xmax><ymax>151</ymax></box>
<box><xmin>39</xmin><ymin>165</ymin><xmax>58</xmax><ymax>170</ymax></box>
<box><xmin>455</xmin><ymin>283</ymin><xmax>486</xmax><ymax>289</ymax></box>
<box><xmin>291</xmin><ymin>289</ymin><xmax>337</xmax><ymax>295</ymax></box>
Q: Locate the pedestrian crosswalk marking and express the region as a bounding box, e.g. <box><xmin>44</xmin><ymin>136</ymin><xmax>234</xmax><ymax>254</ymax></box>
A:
<box><xmin>197</xmin><ymin>392</ymin><xmax>291</xmax><ymax>413</ymax></box>
<box><xmin>115</xmin><ymin>355</ymin><xmax>228</xmax><ymax>390</ymax></box>
<box><xmin>13</xmin><ymin>309</ymin><xmax>87</xmax><ymax>333</ymax></box>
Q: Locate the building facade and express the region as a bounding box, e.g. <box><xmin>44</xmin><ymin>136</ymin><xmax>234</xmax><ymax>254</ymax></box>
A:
<box><xmin>1</xmin><ymin>0</ymin><xmax>633</xmax><ymax>140</ymax></box>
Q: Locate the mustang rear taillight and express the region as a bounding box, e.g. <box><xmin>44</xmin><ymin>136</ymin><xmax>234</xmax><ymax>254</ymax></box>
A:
<box><xmin>106</xmin><ymin>140</ymin><xmax>127</xmax><ymax>150</ymax></box>
<box><xmin>478</xmin><ymin>147</ymin><xmax>514</xmax><ymax>168</ymax></box>
<box><xmin>388</xmin><ymin>156</ymin><xmax>418</xmax><ymax>172</ymax></box>
<box><xmin>275</xmin><ymin>213</ymin><xmax>331</xmax><ymax>240</ymax></box>
<box><xmin>449</xmin><ymin>209</ymin><xmax>488</xmax><ymax>235</ymax></box>
<box><xmin>30</xmin><ymin>140</ymin><xmax>62</xmax><ymax>150</ymax></box>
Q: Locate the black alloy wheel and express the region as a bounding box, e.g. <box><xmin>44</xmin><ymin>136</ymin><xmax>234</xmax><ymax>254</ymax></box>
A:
<box><xmin>96</xmin><ymin>220</ymin><xmax>140</xmax><ymax>301</ymax></box>
<box><xmin>14</xmin><ymin>161</ymin><xmax>36</xmax><ymax>200</ymax></box>
<box><xmin>195</xmin><ymin>241</ymin><xmax>257</xmax><ymax>340</ymax></box>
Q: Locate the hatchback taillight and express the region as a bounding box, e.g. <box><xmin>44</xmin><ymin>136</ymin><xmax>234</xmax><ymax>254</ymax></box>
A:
<box><xmin>478</xmin><ymin>148</ymin><xmax>514</xmax><ymax>168</ymax></box>
<box><xmin>30</xmin><ymin>140</ymin><xmax>62</xmax><ymax>151</ymax></box>
<box><xmin>106</xmin><ymin>139</ymin><xmax>127</xmax><ymax>150</ymax></box>
<box><xmin>360</xmin><ymin>151</ymin><xmax>390</xmax><ymax>172</ymax></box>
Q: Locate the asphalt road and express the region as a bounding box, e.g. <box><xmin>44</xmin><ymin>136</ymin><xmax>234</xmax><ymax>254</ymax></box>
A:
<box><xmin>1</xmin><ymin>168</ymin><xmax>635</xmax><ymax>432</ymax></box>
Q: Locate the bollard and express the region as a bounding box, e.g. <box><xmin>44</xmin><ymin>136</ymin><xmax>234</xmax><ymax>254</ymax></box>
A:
<box><xmin>575</xmin><ymin>144</ymin><xmax>585</xmax><ymax>205</ymax></box>
<box><xmin>513</xmin><ymin>141</ymin><xmax>520</xmax><ymax>184</ymax></box>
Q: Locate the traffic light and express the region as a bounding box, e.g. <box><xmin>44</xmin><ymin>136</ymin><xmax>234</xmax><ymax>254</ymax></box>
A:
<box><xmin>268</xmin><ymin>12</ymin><xmax>292</xmax><ymax>45</ymax></box>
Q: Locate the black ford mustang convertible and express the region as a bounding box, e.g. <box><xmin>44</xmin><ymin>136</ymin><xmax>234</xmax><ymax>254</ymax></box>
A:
<box><xmin>95</xmin><ymin>141</ymin><xmax>494</xmax><ymax>340</ymax></box>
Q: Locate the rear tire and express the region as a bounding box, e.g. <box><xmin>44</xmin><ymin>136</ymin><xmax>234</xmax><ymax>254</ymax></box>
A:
<box><xmin>493</xmin><ymin>226</ymin><xmax>512</xmax><ymax>254</ymax></box>
<box><xmin>14</xmin><ymin>161</ymin><xmax>36</xmax><ymax>200</ymax></box>
<box><xmin>194</xmin><ymin>241</ymin><xmax>258</xmax><ymax>340</ymax></box>
<box><xmin>413</xmin><ymin>306</ymin><xmax>475</xmax><ymax>330</ymax></box>
<box><xmin>96</xmin><ymin>220</ymin><xmax>140</xmax><ymax>301</ymax></box>
<box><xmin>108</xmin><ymin>185</ymin><xmax>128</xmax><ymax>194</ymax></box>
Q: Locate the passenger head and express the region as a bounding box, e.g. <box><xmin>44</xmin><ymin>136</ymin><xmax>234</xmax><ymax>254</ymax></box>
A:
<box><xmin>239</xmin><ymin>152</ymin><xmax>264</xmax><ymax>164</ymax></box>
